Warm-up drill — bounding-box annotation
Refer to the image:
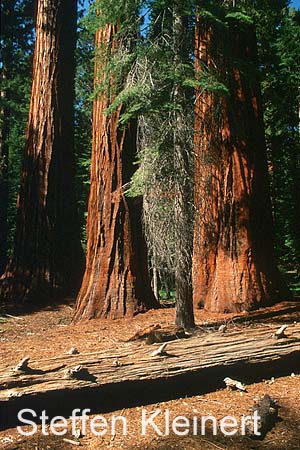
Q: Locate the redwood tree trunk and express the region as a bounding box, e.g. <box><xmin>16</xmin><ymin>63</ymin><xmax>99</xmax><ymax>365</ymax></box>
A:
<box><xmin>193</xmin><ymin>15</ymin><xmax>290</xmax><ymax>313</ymax></box>
<box><xmin>73</xmin><ymin>26</ymin><xmax>158</xmax><ymax>321</ymax></box>
<box><xmin>0</xmin><ymin>0</ymin><xmax>83</xmax><ymax>302</ymax></box>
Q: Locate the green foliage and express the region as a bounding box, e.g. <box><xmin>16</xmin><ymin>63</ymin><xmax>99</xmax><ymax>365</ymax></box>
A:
<box><xmin>256</xmin><ymin>5</ymin><xmax>300</xmax><ymax>283</ymax></box>
<box><xmin>0</xmin><ymin>0</ymin><xmax>34</xmax><ymax>257</ymax></box>
<box><xmin>86</xmin><ymin>0</ymin><xmax>196</xmax><ymax>125</ymax></box>
<box><xmin>82</xmin><ymin>0</ymin><xmax>144</xmax><ymax>126</ymax></box>
<box><xmin>106</xmin><ymin>83</ymin><xmax>152</xmax><ymax>123</ymax></box>
<box><xmin>159</xmin><ymin>289</ymin><xmax>175</xmax><ymax>300</ymax></box>
<box><xmin>125</xmin><ymin>145</ymin><xmax>162</xmax><ymax>197</ymax></box>
<box><xmin>184</xmin><ymin>73</ymin><xmax>230</xmax><ymax>96</ymax></box>
<box><xmin>225</xmin><ymin>12</ymin><xmax>253</xmax><ymax>25</ymax></box>
<box><xmin>90</xmin><ymin>0</ymin><xmax>142</xmax><ymax>31</ymax></box>
<box><xmin>74</xmin><ymin>18</ymin><xmax>95</xmax><ymax>249</ymax></box>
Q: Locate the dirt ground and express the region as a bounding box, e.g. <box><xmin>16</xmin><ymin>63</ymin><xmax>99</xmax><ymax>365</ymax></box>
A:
<box><xmin>0</xmin><ymin>300</ymin><xmax>300</xmax><ymax>450</ymax></box>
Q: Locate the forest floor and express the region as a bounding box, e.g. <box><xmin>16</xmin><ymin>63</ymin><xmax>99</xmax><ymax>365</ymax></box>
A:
<box><xmin>0</xmin><ymin>300</ymin><xmax>300</xmax><ymax>450</ymax></box>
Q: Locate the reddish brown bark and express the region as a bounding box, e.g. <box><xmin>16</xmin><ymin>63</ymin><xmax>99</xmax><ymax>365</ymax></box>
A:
<box><xmin>0</xmin><ymin>0</ymin><xmax>83</xmax><ymax>303</ymax></box>
<box><xmin>193</xmin><ymin>16</ymin><xmax>290</xmax><ymax>313</ymax></box>
<box><xmin>73</xmin><ymin>26</ymin><xmax>158</xmax><ymax>321</ymax></box>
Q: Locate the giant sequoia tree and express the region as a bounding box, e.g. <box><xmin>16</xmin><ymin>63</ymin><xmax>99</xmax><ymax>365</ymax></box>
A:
<box><xmin>193</xmin><ymin>7</ymin><xmax>290</xmax><ymax>313</ymax></box>
<box><xmin>73</xmin><ymin>18</ymin><xmax>158</xmax><ymax>321</ymax></box>
<box><xmin>0</xmin><ymin>0</ymin><xmax>83</xmax><ymax>303</ymax></box>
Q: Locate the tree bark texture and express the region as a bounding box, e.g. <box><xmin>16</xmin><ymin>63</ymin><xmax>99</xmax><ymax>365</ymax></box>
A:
<box><xmin>73</xmin><ymin>25</ymin><xmax>158</xmax><ymax>321</ymax></box>
<box><xmin>173</xmin><ymin>1</ymin><xmax>195</xmax><ymax>329</ymax></box>
<box><xmin>193</xmin><ymin>16</ymin><xmax>290</xmax><ymax>313</ymax></box>
<box><xmin>0</xmin><ymin>0</ymin><xmax>83</xmax><ymax>302</ymax></box>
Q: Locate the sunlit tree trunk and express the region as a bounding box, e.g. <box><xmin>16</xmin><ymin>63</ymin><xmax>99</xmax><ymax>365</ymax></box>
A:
<box><xmin>73</xmin><ymin>25</ymin><xmax>158</xmax><ymax>321</ymax></box>
<box><xmin>0</xmin><ymin>0</ymin><xmax>83</xmax><ymax>302</ymax></box>
<box><xmin>193</xmin><ymin>16</ymin><xmax>290</xmax><ymax>313</ymax></box>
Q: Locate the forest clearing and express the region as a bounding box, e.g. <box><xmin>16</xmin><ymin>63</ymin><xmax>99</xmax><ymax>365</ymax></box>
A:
<box><xmin>0</xmin><ymin>301</ymin><xmax>300</xmax><ymax>449</ymax></box>
<box><xmin>1</xmin><ymin>0</ymin><xmax>300</xmax><ymax>448</ymax></box>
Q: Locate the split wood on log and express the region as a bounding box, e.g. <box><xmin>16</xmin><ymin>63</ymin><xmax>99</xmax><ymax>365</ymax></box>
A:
<box><xmin>273</xmin><ymin>324</ymin><xmax>288</xmax><ymax>339</ymax></box>
<box><xmin>150</xmin><ymin>343</ymin><xmax>169</xmax><ymax>357</ymax></box>
<box><xmin>13</xmin><ymin>357</ymin><xmax>30</xmax><ymax>373</ymax></box>
<box><xmin>0</xmin><ymin>323</ymin><xmax>299</xmax><ymax>401</ymax></box>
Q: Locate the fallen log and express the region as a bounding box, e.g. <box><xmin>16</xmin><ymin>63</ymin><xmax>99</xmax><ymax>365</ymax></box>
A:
<box><xmin>0</xmin><ymin>322</ymin><xmax>299</xmax><ymax>429</ymax></box>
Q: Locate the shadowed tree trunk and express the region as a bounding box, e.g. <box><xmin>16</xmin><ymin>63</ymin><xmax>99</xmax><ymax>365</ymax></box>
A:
<box><xmin>0</xmin><ymin>0</ymin><xmax>83</xmax><ymax>303</ymax></box>
<box><xmin>173</xmin><ymin>1</ymin><xmax>195</xmax><ymax>329</ymax></box>
<box><xmin>193</xmin><ymin>15</ymin><xmax>290</xmax><ymax>313</ymax></box>
<box><xmin>73</xmin><ymin>25</ymin><xmax>158</xmax><ymax>321</ymax></box>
